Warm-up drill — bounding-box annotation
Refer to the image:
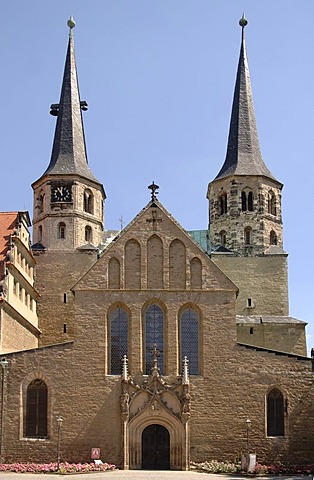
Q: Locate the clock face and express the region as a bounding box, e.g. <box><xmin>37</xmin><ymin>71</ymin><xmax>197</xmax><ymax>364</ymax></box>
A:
<box><xmin>51</xmin><ymin>185</ymin><xmax>72</xmax><ymax>202</ymax></box>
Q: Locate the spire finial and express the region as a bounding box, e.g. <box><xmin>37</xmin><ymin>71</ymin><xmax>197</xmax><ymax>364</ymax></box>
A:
<box><xmin>239</xmin><ymin>13</ymin><xmax>248</xmax><ymax>28</ymax></box>
<box><xmin>67</xmin><ymin>15</ymin><xmax>76</xmax><ymax>30</ymax></box>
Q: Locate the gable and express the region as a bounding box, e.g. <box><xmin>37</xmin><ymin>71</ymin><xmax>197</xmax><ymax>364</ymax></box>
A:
<box><xmin>73</xmin><ymin>200</ymin><xmax>237</xmax><ymax>293</ymax></box>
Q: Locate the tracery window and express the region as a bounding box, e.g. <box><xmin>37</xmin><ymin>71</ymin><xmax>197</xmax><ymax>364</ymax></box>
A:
<box><xmin>84</xmin><ymin>189</ymin><xmax>94</xmax><ymax>214</ymax></box>
<box><xmin>109</xmin><ymin>307</ymin><xmax>129</xmax><ymax>375</ymax></box>
<box><xmin>267</xmin><ymin>388</ymin><xmax>285</xmax><ymax>436</ymax></box>
<box><xmin>26</xmin><ymin>379</ymin><xmax>48</xmax><ymax>438</ymax></box>
<box><xmin>180</xmin><ymin>308</ymin><xmax>199</xmax><ymax>375</ymax></box>
<box><xmin>145</xmin><ymin>304</ymin><xmax>164</xmax><ymax>374</ymax></box>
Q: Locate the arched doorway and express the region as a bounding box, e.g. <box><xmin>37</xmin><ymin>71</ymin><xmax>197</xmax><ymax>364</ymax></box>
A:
<box><xmin>142</xmin><ymin>424</ymin><xmax>170</xmax><ymax>470</ymax></box>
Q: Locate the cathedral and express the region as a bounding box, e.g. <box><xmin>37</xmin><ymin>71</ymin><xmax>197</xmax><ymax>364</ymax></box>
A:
<box><xmin>0</xmin><ymin>16</ymin><xmax>313</xmax><ymax>469</ymax></box>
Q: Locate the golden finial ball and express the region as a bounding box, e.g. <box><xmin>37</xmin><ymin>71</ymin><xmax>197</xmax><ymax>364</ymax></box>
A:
<box><xmin>67</xmin><ymin>16</ymin><xmax>76</xmax><ymax>29</ymax></box>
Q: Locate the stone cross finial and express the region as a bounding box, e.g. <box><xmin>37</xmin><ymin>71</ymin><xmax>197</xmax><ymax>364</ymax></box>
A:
<box><xmin>148</xmin><ymin>181</ymin><xmax>159</xmax><ymax>201</ymax></box>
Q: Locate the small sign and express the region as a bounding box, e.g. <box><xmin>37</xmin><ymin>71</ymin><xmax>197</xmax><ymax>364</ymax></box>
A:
<box><xmin>91</xmin><ymin>448</ymin><xmax>100</xmax><ymax>460</ymax></box>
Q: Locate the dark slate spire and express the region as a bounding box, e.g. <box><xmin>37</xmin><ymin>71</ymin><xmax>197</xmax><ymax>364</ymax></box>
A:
<box><xmin>43</xmin><ymin>17</ymin><xmax>101</xmax><ymax>185</ymax></box>
<box><xmin>215</xmin><ymin>16</ymin><xmax>277</xmax><ymax>182</ymax></box>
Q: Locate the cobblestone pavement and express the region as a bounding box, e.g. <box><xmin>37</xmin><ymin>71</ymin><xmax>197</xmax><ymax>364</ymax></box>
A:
<box><xmin>0</xmin><ymin>471</ymin><xmax>311</xmax><ymax>480</ymax></box>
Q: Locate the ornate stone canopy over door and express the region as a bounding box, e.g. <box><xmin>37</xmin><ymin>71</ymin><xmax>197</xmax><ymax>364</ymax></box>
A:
<box><xmin>120</xmin><ymin>354</ymin><xmax>191</xmax><ymax>470</ymax></box>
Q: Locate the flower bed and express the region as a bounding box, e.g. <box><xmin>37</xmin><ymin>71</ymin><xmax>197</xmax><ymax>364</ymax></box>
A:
<box><xmin>0</xmin><ymin>462</ymin><xmax>116</xmax><ymax>473</ymax></box>
<box><xmin>192</xmin><ymin>460</ymin><xmax>314</xmax><ymax>475</ymax></box>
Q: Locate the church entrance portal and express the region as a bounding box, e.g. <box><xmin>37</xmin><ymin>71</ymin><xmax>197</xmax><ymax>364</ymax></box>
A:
<box><xmin>141</xmin><ymin>424</ymin><xmax>170</xmax><ymax>470</ymax></box>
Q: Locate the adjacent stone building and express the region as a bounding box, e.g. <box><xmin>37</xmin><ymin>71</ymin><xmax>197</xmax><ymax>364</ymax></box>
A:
<box><xmin>0</xmin><ymin>17</ymin><xmax>313</xmax><ymax>469</ymax></box>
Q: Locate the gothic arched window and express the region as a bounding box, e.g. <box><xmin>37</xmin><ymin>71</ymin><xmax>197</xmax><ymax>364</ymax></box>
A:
<box><xmin>26</xmin><ymin>379</ymin><xmax>48</xmax><ymax>438</ymax></box>
<box><xmin>58</xmin><ymin>222</ymin><xmax>66</xmax><ymax>239</ymax></box>
<box><xmin>267</xmin><ymin>388</ymin><xmax>285</xmax><ymax>436</ymax></box>
<box><xmin>268</xmin><ymin>191</ymin><xmax>276</xmax><ymax>216</ymax></box>
<box><xmin>83</xmin><ymin>189</ymin><xmax>94</xmax><ymax>214</ymax></box>
<box><xmin>219</xmin><ymin>193</ymin><xmax>227</xmax><ymax>215</ymax></box>
<box><xmin>109</xmin><ymin>307</ymin><xmax>129</xmax><ymax>375</ymax></box>
<box><xmin>270</xmin><ymin>230</ymin><xmax>277</xmax><ymax>246</ymax></box>
<box><xmin>180</xmin><ymin>308</ymin><xmax>199</xmax><ymax>375</ymax></box>
<box><xmin>145</xmin><ymin>304</ymin><xmax>164</xmax><ymax>374</ymax></box>
<box><xmin>85</xmin><ymin>225</ymin><xmax>92</xmax><ymax>243</ymax></box>
<box><xmin>244</xmin><ymin>226</ymin><xmax>252</xmax><ymax>245</ymax></box>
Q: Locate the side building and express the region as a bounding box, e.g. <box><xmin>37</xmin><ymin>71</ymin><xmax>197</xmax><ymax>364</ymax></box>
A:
<box><xmin>0</xmin><ymin>212</ymin><xmax>39</xmax><ymax>353</ymax></box>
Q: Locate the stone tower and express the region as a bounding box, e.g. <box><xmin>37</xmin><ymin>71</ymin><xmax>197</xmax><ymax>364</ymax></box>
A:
<box><xmin>207</xmin><ymin>18</ymin><xmax>289</xmax><ymax>319</ymax></box>
<box><xmin>207</xmin><ymin>17</ymin><xmax>283</xmax><ymax>256</ymax></box>
<box><xmin>32</xmin><ymin>17</ymin><xmax>105</xmax><ymax>252</ymax></box>
<box><xmin>31</xmin><ymin>18</ymin><xmax>105</xmax><ymax>345</ymax></box>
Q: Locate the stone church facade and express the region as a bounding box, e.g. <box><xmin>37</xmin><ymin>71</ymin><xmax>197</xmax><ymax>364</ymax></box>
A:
<box><xmin>0</xmin><ymin>17</ymin><xmax>313</xmax><ymax>469</ymax></box>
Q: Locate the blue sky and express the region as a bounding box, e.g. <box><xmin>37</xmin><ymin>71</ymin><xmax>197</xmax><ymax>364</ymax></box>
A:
<box><xmin>1</xmin><ymin>1</ymin><xmax>313</xmax><ymax>353</ymax></box>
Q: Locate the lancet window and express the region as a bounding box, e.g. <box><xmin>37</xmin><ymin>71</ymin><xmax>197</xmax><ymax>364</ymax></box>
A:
<box><xmin>109</xmin><ymin>307</ymin><xmax>129</xmax><ymax>375</ymax></box>
<box><xmin>26</xmin><ymin>379</ymin><xmax>48</xmax><ymax>438</ymax></box>
<box><xmin>267</xmin><ymin>388</ymin><xmax>285</xmax><ymax>436</ymax></box>
<box><xmin>180</xmin><ymin>308</ymin><xmax>199</xmax><ymax>375</ymax></box>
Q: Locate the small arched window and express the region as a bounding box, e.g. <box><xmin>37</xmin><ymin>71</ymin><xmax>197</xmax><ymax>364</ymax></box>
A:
<box><xmin>244</xmin><ymin>227</ymin><xmax>252</xmax><ymax>245</ymax></box>
<box><xmin>26</xmin><ymin>379</ymin><xmax>48</xmax><ymax>438</ymax></box>
<box><xmin>85</xmin><ymin>225</ymin><xmax>92</xmax><ymax>243</ymax></box>
<box><xmin>38</xmin><ymin>225</ymin><xmax>43</xmax><ymax>243</ymax></box>
<box><xmin>270</xmin><ymin>230</ymin><xmax>277</xmax><ymax>246</ymax></box>
<box><xmin>268</xmin><ymin>191</ymin><xmax>276</xmax><ymax>216</ymax></box>
<box><xmin>220</xmin><ymin>230</ymin><xmax>227</xmax><ymax>246</ymax></box>
<box><xmin>84</xmin><ymin>189</ymin><xmax>94</xmax><ymax>214</ymax></box>
<box><xmin>109</xmin><ymin>307</ymin><xmax>129</xmax><ymax>375</ymax></box>
<box><xmin>241</xmin><ymin>191</ymin><xmax>247</xmax><ymax>212</ymax></box>
<box><xmin>39</xmin><ymin>193</ymin><xmax>45</xmax><ymax>213</ymax></box>
<box><xmin>219</xmin><ymin>193</ymin><xmax>227</xmax><ymax>215</ymax></box>
<box><xmin>267</xmin><ymin>388</ymin><xmax>285</xmax><ymax>436</ymax></box>
<box><xmin>58</xmin><ymin>222</ymin><xmax>66</xmax><ymax>239</ymax></box>
<box><xmin>180</xmin><ymin>308</ymin><xmax>199</xmax><ymax>375</ymax></box>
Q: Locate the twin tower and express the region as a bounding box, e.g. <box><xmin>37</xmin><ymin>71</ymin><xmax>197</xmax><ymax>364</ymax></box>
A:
<box><xmin>31</xmin><ymin>16</ymin><xmax>290</xmax><ymax>337</ymax></box>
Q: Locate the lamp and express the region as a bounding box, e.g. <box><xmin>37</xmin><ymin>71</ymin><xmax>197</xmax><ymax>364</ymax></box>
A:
<box><xmin>245</xmin><ymin>418</ymin><xmax>251</xmax><ymax>453</ymax></box>
<box><xmin>57</xmin><ymin>416</ymin><xmax>63</xmax><ymax>469</ymax></box>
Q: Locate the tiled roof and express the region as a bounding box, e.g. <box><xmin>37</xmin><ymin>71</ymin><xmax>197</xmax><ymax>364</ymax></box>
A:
<box><xmin>0</xmin><ymin>212</ymin><xmax>18</xmax><ymax>270</ymax></box>
<box><xmin>237</xmin><ymin>315</ymin><xmax>307</xmax><ymax>325</ymax></box>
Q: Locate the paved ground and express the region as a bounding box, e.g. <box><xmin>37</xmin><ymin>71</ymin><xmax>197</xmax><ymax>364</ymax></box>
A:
<box><xmin>0</xmin><ymin>471</ymin><xmax>311</xmax><ymax>480</ymax></box>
